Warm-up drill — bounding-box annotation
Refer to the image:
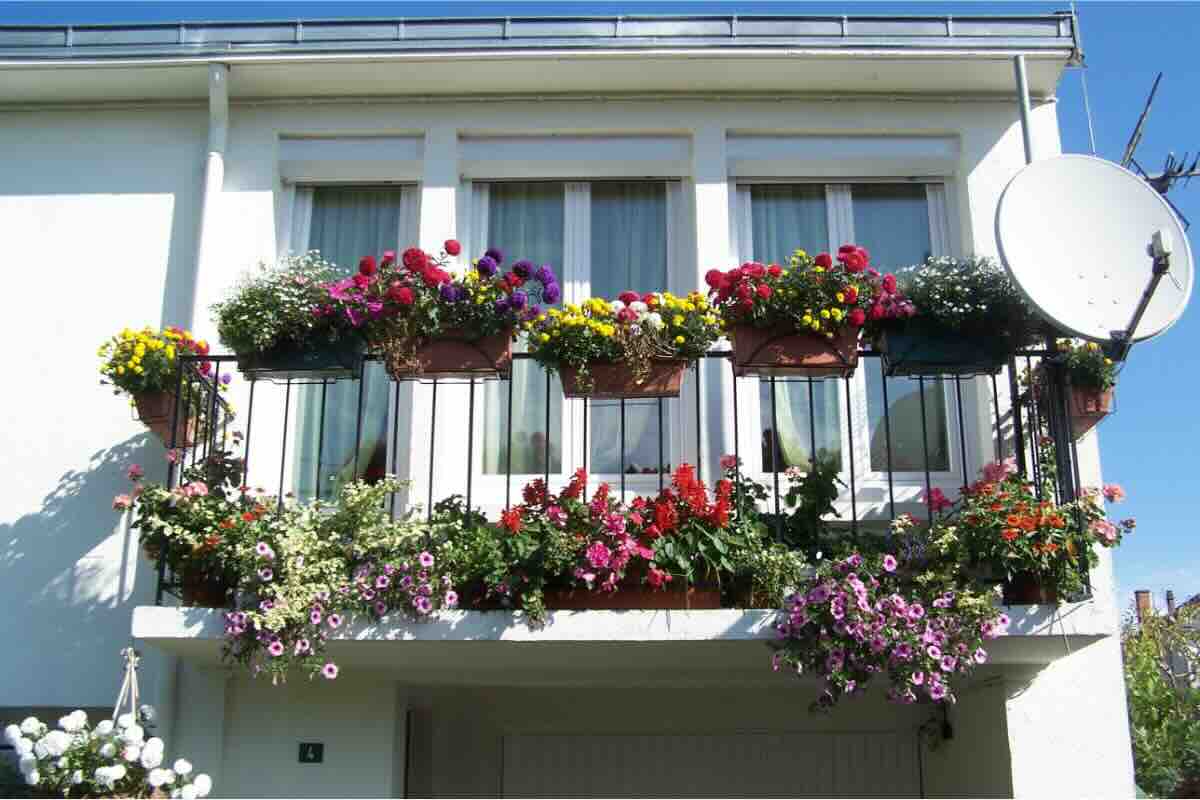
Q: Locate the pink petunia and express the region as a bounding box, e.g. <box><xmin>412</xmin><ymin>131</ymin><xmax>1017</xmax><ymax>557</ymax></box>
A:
<box><xmin>1102</xmin><ymin>484</ymin><xmax>1126</xmax><ymax>503</ymax></box>
<box><xmin>112</xmin><ymin>494</ymin><xmax>133</xmax><ymax>511</ymax></box>
<box><xmin>127</xmin><ymin>464</ymin><xmax>145</xmax><ymax>481</ymax></box>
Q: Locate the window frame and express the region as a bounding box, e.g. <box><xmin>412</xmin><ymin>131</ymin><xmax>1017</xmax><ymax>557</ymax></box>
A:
<box><xmin>732</xmin><ymin>178</ymin><xmax>980</xmax><ymax>499</ymax></box>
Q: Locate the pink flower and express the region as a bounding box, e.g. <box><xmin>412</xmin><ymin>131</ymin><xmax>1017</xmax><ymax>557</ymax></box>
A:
<box><xmin>1090</xmin><ymin>519</ymin><xmax>1119</xmax><ymax>544</ymax></box>
<box><xmin>327</xmin><ymin>614</ymin><xmax>343</xmax><ymax>629</ymax></box>
<box><xmin>418</xmin><ymin>551</ymin><xmax>435</xmax><ymax>569</ymax></box>
<box><xmin>267</xmin><ymin>640</ymin><xmax>284</xmax><ymax>657</ymax></box>
<box><xmin>164</xmin><ymin>449</ymin><xmax>181</xmax><ymax>464</ymax></box>
<box><xmin>922</xmin><ymin>487</ymin><xmax>952</xmax><ymax>513</ymax></box>
<box><xmin>444</xmin><ymin>591</ymin><xmax>459</xmax><ymax>608</ymax></box>
<box><xmin>321</xmin><ymin>663</ymin><xmax>339</xmax><ymax>680</ymax></box>
<box><xmin>182</xmin><ymin>481</ymin><xmax>209</xmax><ymax>498</ymax></box>
<box><xmin>882</xmin><ymin>554</ymin><xmax>898</xmax><ymax>573</ymax></box>
<box><xmin>586</xmin><ymin>541</ymin><xmax>612</xmax><ymax>570</ymax></box>
<box><xmin>719</xmin><ymin>454</ymin><xmax>739</xmax><ymax>470</ymax></box>
<box><xmin>112</xmin><ymin>494</ymin><xmax>132</xmax><ymax>511</ymax></box>
<box><xmin>546</xmin><ymin>505</ymin><xmax>568</xmax><ymax>527</ymax></box>
<box><xmin>911</xmin><ymin>671</ymin><xmax>925</xmax><ymax>686</ymax></box>
<box><xmin>295</xmin><ymin>638</ymin><xmax>310</xmax><ymax>655</ymax></box>
<box><xmin>1102</xmin><ymin>484</ymin><xmax>1126</xmax><ymax>503</ymax></box>
<box><xmin>982</xmin><ymin>457</ymin><xmax>1018</xmax><ymax>483</ymax></box>
<box><xmin>127</xmin><ymin>464</ymin><xmax>144</xmax><ymax>481</ymax></box>
<box><xmin>973</xmin><ymin>647</ymin><xmax>988</xmax><ymax>664</ymax></box>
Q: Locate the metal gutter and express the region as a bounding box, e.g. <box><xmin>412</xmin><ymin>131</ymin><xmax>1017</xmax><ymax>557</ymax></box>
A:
<box><xmin>0</xmin><ymin>13</ymin><xmax>1079</xmax><ymax>65</ymax></box>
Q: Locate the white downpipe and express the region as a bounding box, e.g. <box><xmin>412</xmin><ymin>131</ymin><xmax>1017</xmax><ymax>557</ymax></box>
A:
<box><xmin>189</xmin><ymin>63</ymin><xmax>229</xmax><ymax>333</ymax></box>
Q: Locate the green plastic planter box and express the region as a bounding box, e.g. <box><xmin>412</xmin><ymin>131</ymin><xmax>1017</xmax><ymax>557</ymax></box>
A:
<box><xmin>877</xmin><ymin>323</ymin><xmax>1009</xmax><ymax>377</ymax></box>
<box><xmin>236</xmin><ymin>336</ymin><xmax>366</xmax><ymax>382</ymax></box>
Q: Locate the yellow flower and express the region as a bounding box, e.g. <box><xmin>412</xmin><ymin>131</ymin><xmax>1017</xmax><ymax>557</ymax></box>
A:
<box><xmin>813</xmin><ymin>266</ymin><xmax>825</xmax><ymax>274</ymax></box>
<box><xmin>820</xmin><ymin>310</ymin><xmax>831</xmax><ymax>319</ymax></box>
<box><xmin>539</xmin><ymin>333</ymin><xmax>550</xmax><ymax>343</ymax></box>
<box><xmin>1086</xmin><ymin>342</ymin><xmax>1100</xmax><ymax>352</ymax></box>
<box><xmin>802</xmin><ymin>315</ymin><xmax>813</xmax><ymax>325</ymax></box>
<box><xmin>831</xmin><ymin>308</ymin><xmax>843</xmax><ymax>321</ymax></box>
<box><xmin>1104</xmin><ymin>357</ymin><xmax>1113</xmax><ymax>365</ymax></box>
<box><xmin>116</xmin><ymin>366</ymin><xmax>126</xmax><ymax>375</ymax></box>
<box><xmin>674</xmin><ymin>335</ymin><xmax>685</xmax><ymax>344</ymax></box>
<box><xmin>673</xmin><ymin>315</ymin><xmax>684</xmax><ymax>326</ymax></box>
<box><xmin>836</xmin><ymin>293</ymin><xmax>845</xmax><ymax>303</ymax></box>
<box><xmin>165</xmin><ymin>346</ymin><xmax>176</xmax><ymax>359</ymax></box>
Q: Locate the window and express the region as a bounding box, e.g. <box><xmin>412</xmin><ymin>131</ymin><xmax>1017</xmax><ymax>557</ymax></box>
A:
<box><xmin>472</xmin><ymin>180</ymin><xmax>677</xmax><ymax>482</ymax></box>
<box><xmin>739</xmin><ymin>181</ymin><xmax>952</xmax><ymax>477</ymax></box>
<box><xmin>289</xmin><ymin>185</ymin><xmax>418</xmax><ymax>500</ymax></box>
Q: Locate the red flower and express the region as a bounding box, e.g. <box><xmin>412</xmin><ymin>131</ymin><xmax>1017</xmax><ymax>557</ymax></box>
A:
<box><xmin>642</xmin><ymin>293</ymin><xmax>658</xmax><ymax>306</ymax></box>
<box><xmin>882</xmin><ymin>274</ymin><xmax>898</xmax><ymax>294</ymax></box>
<box><xmin>841</xmin><ymin>250</ymin><xmax>867</xmax><ymax>273</ymax></box>
<box><xmin>646</xmin><ymin>566</ymin><xmax>672</xmax><ymax>590</ymax></box>
<box><xmin>381</xmin><ymin>250</ymin><xmax>396</xmax><ymax>267</ymax></box>
<box><xmin>755</xmin><ymin>284</ymin><xmax>772</xmax><ymax>300</ymax></box>
<box><xmin>618</xmin><ymin>290</ymin><xmax>640</xmax><ymax>304</ymax></box>
<box><xmin>241</xmin><ymin>512</ymin><xmax>256</xmax><ymax>522</ymax></box>
<box><xmin>497</xmin><ymin>278</ymin><xmax>512</xmax><ymax>294</ymax></box>
<box><xmin>843</xmin><ymin>286</ymin><xmax>858</xmax><ymax>303</ymax></box>
<box><xmin>704</xmin><ymin>269</ymin><xmax>726</xmax><ymax>290</ymax></box>
<box><xmin>767</xmin><ymin>264</ymin><xmax>783</xmax><ymax>278</ymax></box>
<box><xmin>500</xmin><ymin>507</ymin><xmax>523</xmax><ymax>534</ymax></box>
<box><xmin>522</xmin><ymin>479</ymin><xmax>548</xmax><ymax>507</ymax></box>
<box><xmin>743</xmin><ymin>262</ymin><xmax>766</xmax><ymax>279</ymax></box>
<box><xmin>709</xmin><ymin>497</ymin><xmax>730</xmax><ymax>528</ymax></box>
<box><xmin>654</xmin><ymin>502</ymin><xmax>678</xmax><ymax>533</ymax></box>
<box><xmin>402</xmin><ymin>247</ymin><xmax>426</xmax><ymax>270</ymax></box>
<box><xmin>644</xmin><ymin>523</ymin><xmax>663</xmax><ymax>539</ymax></box>
<box><xmin>444</xmin><ymin>239</ymin><xmax>462</xmax><ymax>256</ymax></box>
<box><xmin>814</xmin><ymin>253</ymin><xmax>833</xmax><ymax>268</ymax></box>
<box><xmin>389</xmin><ymin>284</ymin><xmax>414</xmax><ymax>306</ymax></box>
<box><xmin>561</xmin><ymin>468</ymin><xmax>588</xmax><ymax>500</ymax></box>
<box><xmin>353</xmin><ymin>273</ymin><xmax>371</xmax><ymax>288</ymax></box>
<box><xmin>848</xmin><ymin>308</ymin><xmax>866</xmax><ymax>327</ymax></box>
<box><xmin>617</xmin><ymin>307</ymin><xmax>638</xmax><ymax>323</ymax></box>
<box><xmin>504</xmin><ymin>271</ymin><xmax>524</xmax><ymax>288</ymax></box>
<box><xmin>838</xmin><ymin>244</ymin><xmax>857</xmax><ymax>256</ymax></box>
<box><xmin>359</xmin><ymin>255</ymin><xmax>377</xmax><ymax>276</ymax></box>
<box><xmin>736</xmin><ymin>283</ymin><xmax>753</xmax><ymax>301</ymax></box>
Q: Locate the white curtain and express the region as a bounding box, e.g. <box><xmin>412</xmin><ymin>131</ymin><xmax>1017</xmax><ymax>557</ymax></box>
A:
<box><xmin>292</xmin><ymin>185</ymin><xmax>418</xmax><ymax>500</ymax></box>
<box><xmin>851</xmin><ymin>183</ymin><xmax>948</xmax><ymax>472</ymax></box>
<box><xmin>588</xmin><ymin>182</ymin><xmax>670</xmax><ymax>474</ymax></box>
<box><xmin>748</xmin><ymin>184</ymin><xmax>842</xmax><ymax>471</ymax></box>
<box><xmin>478</xmin><ymin>182</ymin><xmax>566</xmax><ymax>475</ymax></box>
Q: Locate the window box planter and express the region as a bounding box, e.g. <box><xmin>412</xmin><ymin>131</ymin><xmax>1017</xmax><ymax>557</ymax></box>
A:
<box><xmin>875</xmin><ymin>322</ymin><xmax>1008</xmax><ymax>377</ymax></box>
<box><xmin>236</xmin><ymin>336</ymin><xmax>366</xmax><ymax>382</ymax></box>
<box><xmin>1067</xmin><ymin>385</ymin><xmax>1113</xmax><ymax>438</ymax></box>
<box><xmin>179</xmin><ymin>568</ymin><xmax>233</xmax><ymax>608</ymax></box>
<box><xmin>731</xmin><ymin>325</ymin><xmax>859</xmax><ymax>378</ymax></box>
<box><xmin>559</xmin><ymin>359</ymin><xmax>687</xmax><ymax>399</ymax></box>
<box><xmin>543</xmin><ymin>581</ymin><xmax>721</xmax><ymax>610</ymax></box>
<box><xmin>383</xmin><ymin>327</ymin><xmax>513</xmax><ymax>381</ymax></box>
<box><xmin>1002</xmin><ymin>571</ymin><xmax>1059</xmax><ymax>605</ymax></box>
<box><xmin>133</xmin><ymin>390</ymin><xmax>196</xmax><ymax>447</ymax></box>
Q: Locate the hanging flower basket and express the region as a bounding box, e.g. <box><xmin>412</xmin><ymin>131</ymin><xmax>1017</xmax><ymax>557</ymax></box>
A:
<box><xmin>543</xmin><ymin>581</ymin><xmax>721</xmax><ymax>610</ymax></box>
<box><xmin>133</xmin><ymin>391</ymin><xmax>196</xmax><ymax>447</ymax></box>
<box><xmin>876</xmin><ymin>321</ymin><xmax>1009</xmax><ymax>377</ymax></box>
<box><xmin>179</xmin><ymin>567</ymin><xmax>233</xmax><ymax>608</ymax></box>
<box><xmin>383</xmin><ymin>327</ymin><xmax>513</xmax><ymax>381</ymax></box>
<box><xmin>559</xmin><ymin>359</ymin><xmax>687</xmax><ymax>399</ymax></box>
<box><xmin>1002</xmin><ymin>571</ymin><xmax>1058</xmax><ymax>605</ymax></box>
<box><xmin>731</xmin><ymin>325</ymin><xmax>859</xmax><ymax>378</ymax></box>
<box><xmin>235</xmin><ymin>336</ymin><xmax>365</xmax><ymax>381</ymax></box>
<box><xmin>1067</xmin><ymin>385</ymin><xmax>1113</xmax><ymax>438</ymax></box>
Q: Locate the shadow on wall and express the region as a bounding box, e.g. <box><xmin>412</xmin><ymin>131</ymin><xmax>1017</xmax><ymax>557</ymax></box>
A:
<box><xmin>0</xmin><ymin>434</ymin><xmax>164</xmax><ymax>704</ymax></box>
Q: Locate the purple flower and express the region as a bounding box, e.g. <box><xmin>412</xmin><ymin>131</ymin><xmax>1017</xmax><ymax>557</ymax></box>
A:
<box><xmin>894</xmin><ymin>643</ymin><xmax>913</xmax><ymax>661</ymax></box>
<box><xmin>494</xmin><ymin>297</ymin><xmax>511</xmax><ymax>313</ymax></box>
<box><xmin>444</xmin><ymin>591</ymin><xmax>459</xmax><ymax>608</ymax></box>
<box><xmin>926</xmin><ymin>645</ymin><xmax>942</xmax><ymax>660</ymax></box>
<box><xmin>542</xmin><ymin>282</ymin><xmax>561</xmax><ymax>304</ymax></box>
<box><xmin>940</xmin><ymin>655</ymin><xmax>958</xmax><ymax>672</ymax></box>
<box><xmin>911</xmin><ymin>671</ymin><xmax>925</xmax><ymax>686</ymax></box>
<box><xmin>258</xmin><ymin>567</ymin><xmax>273</xmax><ymax>582</ymax></box>
<box><xmin>374</xmin><ymin>601</ymin><xmax>388</xmax><ymax>616</ymax></box>
<box><xmin>295</xmin><ymin>638</ymin><xmax>310</xmax><ymax>655</ymax></box>
<box><xmin>509</xmin><ymin>290</ymin><xmax>527</xmax><ymax>310</ymax></box>
<box><xmin>310</xmin><ymin>609</ymin><xmax>322</xmax><ymax>625</ymax></box>
<box><xmin>255</xmin><ymin>542</ymin><xmax>274</xmax><ymax>560</ymax></box>
<box><xmin>928</xmin><ymin>681</ymin><xmax>948</xmax><ymax>701</ymax></box>
<box><xmin>220</xmin><ymin>373</ymin><xmax>232</xmax><ymax>385</ymax></box>
<box><xmin>907</xmin><ymin>603</ymin><xmax>926</xmax><ymax>621</ymax></box>
<box><xmin>321</xmin><ymin>663</ymin><xmax>339</xmax><ymax>680</ymax></box>
<box><xmin>414</xmin><ymin>596</ymin><xmax>433</xmax><ymax>615</ymax></box>
<box><xmin>476</xmin><ymin>255</ymin><xmax>498</xmax><ymax>278</ymax></box>
<box><xmin>418</xmin><ymin>551</ymin><xmax>435</xmax><ymax>569</ymax></box>
<box><xmin>534</xmin><ymin>264</ymin><xmax>555</xmax><ymax>284</ymax></box>
<box><xmin>512</xmin><ymin>259</ymin><xmax>533</xmax><ymax>279</ymax></box>
<box><xmin>327</xmin><ymin>614</ymin><xmax>343</xmax><ymax>629</ymax></box>
<box><xmin>882</xmin><ymin>554</ymin><xmax>898</xmax><ymax>572</ymax></box>
<box><xmin>847</xmin><ymin>553</ymin><xmax>863</xmax><ymax>568</ymax></box>
<box><xmin>439</xmin><ymin>284</ymin><xmax>460</xmax><ymax>303</ymax></box>
<box><xmin>484</xmin><ymin>247</ymin><xmax>504</xmax><ymax>264</ymax></box>
<box><xmin>973</xmin><ymin>647</ymin><xmax>988</xmax><ymax>664</ymax></box>
<box><xmin>267</xmin><ymin>640</ymin><xmax>284</xmax><ymax>657</ymax></box>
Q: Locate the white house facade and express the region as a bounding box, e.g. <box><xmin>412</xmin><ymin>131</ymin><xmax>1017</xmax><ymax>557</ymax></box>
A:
<box><xmin>0</xmin><ymin>12</ymin><xmax>1136</xmax><ymax>798</ymax></box>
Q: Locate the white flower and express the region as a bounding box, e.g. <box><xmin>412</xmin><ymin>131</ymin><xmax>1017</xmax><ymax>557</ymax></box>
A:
<box><xmin>609</xmin><ymin>300</ymin><xmax>625</xmax><ymax>313</ymax></box>
<box><xmin>57</xmin><ymin>757</ymin><xmax>69</xmax><ymax>769</ymax></box>
<box><xmin>121</xmin><ymin>724</ymin><xmax>145</xmax><ymax>745</ymax></box>
<box><xmin>71</xmin><ymin>770</ymin><xmax>84</xmax><ymax>785</ymax></box>
<box><xmin>116</xmin><ymin>712</ymin><xmax>135</xmax><ymax>729</ymax></box>
<box><xmin>24</xmin><ymin>769</ymin><xmax>39</xmax><ymax>786</ymax></box>
<box><xmin>173</xmin><ymin>758</ymin><xmax>193</xmax><ymax>776</ymax></box>
<box><xmin>18</xmin><ymin>754</ymin><xmax>37</xmax><ymax>776</ymax></box>
<box><xmin>15</xmin><ymin>737</ymin><xmax>33</xmax><ymax>756</ymax></box>
<box><xmin>19</xmin><ymin>717</ymin><xmax>43</xmax><ymax>736</ymax></box>
<box><xmin>58</xmin><ymin>710</ymin><xmax>88</xmax><ymax>733</ymax></box>
<box><xmin>99</xmin><ymin>742</ymin><xmax>117</xmax><ymax>758</ymax></box>
<box><xmin>123</xmin><ymin>744</ymin><xmax>142</xmax><ymax>762</ymax></box>
<box><xmin>95</xmin><ymin>720</ymin><xmax>115</xmax><ymax>736</ymax></box>
<box><xmin>148</xmin><ymin>767</ymin><xmax>174</xmax><ymax>788</ymax></box>
<box><xmin>629</xmin><ymin>300</ymin><xmax>648</xmax><ymax>313</ymax></box>
<box><xmin>3</xmin><ymin>724</ymin><xmax>21</xmax><ymax>746</ymax></box>
<box><xmin>141</xmin><ymin>738</ymin><xmax>165</xmax><ymax>769</ymax></box>
<box><xmin>181</xmin><ymin>783</ymin><xmax>199</xmax><ymax>800</ymax></box>
<box><xmin>42</xmin><ymin>730</ymin><xmax>72</xmax><ymax>757</ymax></box>
<box><xmin>646</xmin><ymin>312</ymin><xmax>665</xmax><ymax>330</ymax></box>
<box><xmin>193</xmin><ymin>774</ymin><xmax>212</xmax><ymax>797</ymax></box>
<box><xmin>138</xmin><ymin>705</ymin><xmax>156</xmax><ymax>724</ymax></box>
<box><xmin>34</xmin><ymin>738</ymin><xmax>50</xmax><ymax>759</ymax></box>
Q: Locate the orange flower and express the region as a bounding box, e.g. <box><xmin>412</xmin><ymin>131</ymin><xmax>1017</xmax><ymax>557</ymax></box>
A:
<box><xmin>218</xmin><ymin>518</ymin><xmax>236</xmax><ymax>530</ymax></box>
<box><xmin>1002</xmin><ymin>528</ymin><xmax>1020</xmax><ymax>542</ymax></box>
<box><xmin>241</xmin><ymin>512</ymin><xmax>256</xmax><ymax>522</ymax></box>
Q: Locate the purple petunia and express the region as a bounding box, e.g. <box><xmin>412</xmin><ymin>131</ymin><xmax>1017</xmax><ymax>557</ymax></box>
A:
<box><xmin>974</xmin><ymin>647</ymin><xmax>988</xmax><ymax>664</ymax></box>
<box><xmin>512</xmin><ymin>259</ymin><xmax>533</xmax><ymax>279</ymax></box>
<box><xmin>258</xmin><ymin>567</ymin><xmax>273</xmax><ymax>582</ymax></box>
<box><xmin>310</xmin><ymin>609</ymin><xmax>322</xmax><ymax>625</ymax></box>
<box><xmin>484</xmin><ymin>247</ymin><xmax>504</xmax><ymax>264</ymax></box>
<box><xmin>444</xmin><ymin>591</ymin><xmax>459</xmax><ymax>608</ymax></box>
<box><xmin>418</xmin><ymin>551</ymin><xmax>435</xmax><ymax>568</ymax></box>
<box><xmin>295</xmin><ymin>638</ymin><xmax>310</xmax><ymax>655</ymax></box>
<box><xmin>882</xmin><ymin>554</ymin><xmax>898</xmax><ymax>572</ymax></box>
<box><xmin>374</xmin><ymin>601</ymin><xmax>388</xmax><ymax>616</ymax></box>
<box><xmin>509</xmin><ymin>290</ymin><xmax>527</xmax><ymax>310</ymax></box>
<box><xmin>439</xmin><ymin>284</ymin><xmax>461</xmax><ymax>303</ymax></box>
<box><xmin>940</xmin><ymin>655</ymin><xmax>958</xmax><ymax>672</ymax></box>
<box><xmin>414</xmin><ymin>596</ymin><xmax>433</xmax><ymax>615</ymax></box>
<box><xmin>926</xmin><ymin>645</ymin><xmax>942</xmax><ymax>660</ymax></box>
<box><xmin>267</xmin><ymin>640</ymin><xmax>284</xmax><ymax>657</ymax></box>
<box><xmin>327</xmin><ymin>614</ymin><xmax>343</xmax><ymax>629</ymax></box>
<box><xmin>476</xmin><ymin>255</ymin><xmax>498</xmax><ymax>278</ymax></box>
<box><xmin>494</xmin><ymin>297</ymin><xmax>511</xmax><ymax>313</ymax></box>
<box><xmin>542</xmin><ymin>282</ymin><xmax>561</xmax><ymax>304</ymax></box>
<box><xmin>911</xmin><ymin>671</ymin><xmax>925</xmax><ymax>686</ymax></box>
<box><xmin>534</xmin><ymin>264</ymin><xmax>555</xmax><ymax>284</ymax></box>
<box><xmin>376</xmin><ymin>575</ymin><xmax>390</xmax><ymax>589</ymax></box>
<box><xmin>321</xmin><ymin>663</ymin><xmax>339</xmax><ymax>680</ymax></box>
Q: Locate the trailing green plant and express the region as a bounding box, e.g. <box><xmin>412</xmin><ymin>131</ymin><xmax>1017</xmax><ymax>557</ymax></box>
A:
<box><xmin>212</xmin><ymin>251</ymin><xmax>352</xmax><ymax>356</ymax></box>
<box><xmin>894</xmin><ymin>256</ymin><xmax>1043</xmax><ymax>348</ymax></box>
<box><xmin>1122</xmin><ymin>603</ymin><xmax>1200</xmax><ymax>798</ymax></box>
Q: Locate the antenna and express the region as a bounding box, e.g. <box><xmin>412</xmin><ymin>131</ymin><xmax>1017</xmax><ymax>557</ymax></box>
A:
<box><xmin>1120</xmin><ymin>73</ymin><xmax>1200</xmax><ymax>228</ymax></box>
<box><xmin>1121</xmin><ymin>72</ymin><xmax>1162</xmax><ymax>169</ymax></box>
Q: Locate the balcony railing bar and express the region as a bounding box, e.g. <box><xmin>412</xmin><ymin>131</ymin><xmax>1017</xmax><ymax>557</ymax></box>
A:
<box><xmin>990</xmin><ymin>373</ymin><xmax>1003</xmax><ymax>463</ymax></box>
<box><xmin>844</xmin><ymin>373</ymin><xmax>858</xmax><ymax>535</ymax></box>
<box><xmin>277</xmin><ymin>379</ymin><xmax>291</xmax><ymax>513</ymax></box>
<box><xmin>880</xmin><ymin>358</ymin><xmax>897</xmax><ymax>519</ymax></box>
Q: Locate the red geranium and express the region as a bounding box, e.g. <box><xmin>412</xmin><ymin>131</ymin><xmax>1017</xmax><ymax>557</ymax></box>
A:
<box><xmin>359</xmin><ymin>255</ymin><xmax>377</xmax><ymax>276</ymax></box>
<box><xmin>444</xmin><ymin>239</ymin><xmax>461</xmax><ymax>256</ymax></box>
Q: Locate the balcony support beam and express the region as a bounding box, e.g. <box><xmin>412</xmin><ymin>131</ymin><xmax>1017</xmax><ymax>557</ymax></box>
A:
<box><xmin>188</xmin><ymin>63</ymin><xmax>229</xmax><ymax>332</ymax></box>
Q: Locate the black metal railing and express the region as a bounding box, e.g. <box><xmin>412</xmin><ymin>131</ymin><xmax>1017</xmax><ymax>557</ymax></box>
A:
<box><xmin>153</xmin><ymin>345</ymin><xmax>1092</xmax><ymax>605</ymax></box>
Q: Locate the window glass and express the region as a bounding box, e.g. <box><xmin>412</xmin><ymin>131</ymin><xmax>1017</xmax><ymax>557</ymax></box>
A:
<box><xmin>850</xmin><ymin>184</ymin><xmax>932</xmax><ymax>271</ymax></box>
<box><xmin>295</xmin><ymin>186</ymin><xmax>404</xmax><ymax>501</ymax></box>
<box><xmin>589</xmin><ymin>182</ymin><xmax>669</xmax><ymax>475</ymax></box>
<box><xmin>482</xmin><ymin>183</ymin><xmax>565</xmax><ymax>475</ymax></box>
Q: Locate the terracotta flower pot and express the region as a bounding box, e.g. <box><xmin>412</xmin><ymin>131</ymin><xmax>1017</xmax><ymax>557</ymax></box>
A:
<box><xmin>134</xmin><ymin>391</ymin><xmax>196</xmax><ymax>447</ymax></box>
<box><xmin>1002</xmin><ymin>572</ymin><xmax>1058</xmax><ymax>605</ymax></box>
<box><xmin>559</xmin><ymin>359</ymin><xmax>688</xmax><ymax>399</ymax></box>
<box><xmin>1067</xmin><ymin>385</ymin><xmax>1113</xmax><ymax>438</ymax></box>
<box><xmin>384</xmin><ymin>327</ymin><xmax>512</xmax><ymax>380</ymax></box>
<box><xmin>236</xmin><ymin>336</ymin><xmax>365</xmax><ymax>381</ymax></box>
<box><xmin>179</xmin><ymin>568</ymin><xmax>232</xmax><ymax>608</ymax></box>
<box><xmin>731</xmin><ymin>325</ymin><xmax>859</xmax><ymax>378</ymax></box>
<box><xmin>543</xmin><ymin>581</ymin><xmax>721</xmax><ymax>610</ymax></box>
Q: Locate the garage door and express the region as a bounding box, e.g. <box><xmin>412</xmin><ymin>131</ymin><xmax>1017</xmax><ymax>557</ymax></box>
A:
<box><xmin>502</xmin><ymin>732</ymin><xmax>920</xmax><ymax>798</ymax></box>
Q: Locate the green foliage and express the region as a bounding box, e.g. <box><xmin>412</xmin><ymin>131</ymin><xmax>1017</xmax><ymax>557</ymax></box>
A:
<box><xmin>1057</xmin><ymin>338</ymin><xmax>1118</xmax><ymax>391</ymax></box>
<box><xmin>212</xmin><ymin>251</ymin><xmax>350</xmax><ymax>356</ymax></box>
<box><xmin>1122</xmin><ymin>605</ymin><xmax>1200</xmax><ymax>798</ymax></box>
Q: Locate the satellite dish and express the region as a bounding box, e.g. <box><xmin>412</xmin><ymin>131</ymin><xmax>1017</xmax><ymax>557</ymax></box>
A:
<box><xmin>996</xmin><ymin>154</ymin><xmax>1194</xmax><ymax>342</ymax></box>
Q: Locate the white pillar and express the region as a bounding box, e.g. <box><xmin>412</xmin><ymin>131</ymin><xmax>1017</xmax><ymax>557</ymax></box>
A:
<box><xmin>189</xmin><ymin>64</ymin><xmax>230</xmax><ymax>336</ymax></box>
<box><xmin>689</xmin><ymin>125</ymin><xmax>734</xmax><ymax>479</ymax></box>
<box><xmin>419</xmin><ymin>125</ymin><xmax>459</xmax><ymax>250</ymax></box>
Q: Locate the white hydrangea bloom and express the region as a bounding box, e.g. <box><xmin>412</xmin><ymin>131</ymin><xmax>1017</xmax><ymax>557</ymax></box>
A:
<box><xmin>148</xmin><ymin>767</ymin><xmax>173</xmax><ymax>788</ymax></box>
<box><xmin>116</xmin><ymin>712</ymin><xmax>135</xmax><ymax>729</ymax></box>
<box><xmin>173</xmin><ymin>758</ymin><xmax>193</xmax><ymax>776</ymax></box>
<box><xmin>120</xmin><ymin>724</ymin><xmax>145</xmax><ymax>745</ymax></box>
<box><xmin>181</xmin><ymin>783</ymin><xmax>199</xmax><ymax>800</ymax></box>
<box><xmin>42</xmin><ymin>730</ymin><xmax>72</xmax><ymax>757</ymax></box>
<box><xmin>193</xmin><ymin>774</ymin><xmax>213</xmax><ymax>797</ymax></box>
<box><xmin>56</xmin><ymin>757</ymin><xmax>69</xmax><ymax>769</ymax></box>
<box><xmin>34</xmin><ymin>738</ymin><xmax>50</xmax><ymax>759</ymax></box>
<box><xmin>138</xmin><ymin>705</ymin><xmax>156</xmax><ymax>724</ymax></box>
<box><xmin>123</xmin><ymin>744</ymin><xmax>142</xmax><ymax>762</ymax></box>
<box><xmin>23</xmin><ymin>769</ymin><xmax>39</xmax><ymax>786</ymax></box>
<box><xmin>58</xmin><ymin>710</ymin><xmax>87</xmax><ymax>733</ymax></box>
<box><xmin>19</xmin><ymin>717</ymin><xmax>43</xmax><ymax>736</ymax></box>
<box><xmin>99</xmin><ymin>742</ymin><xmax>117</xmax><ymax>759</ymax></box>
<box><xmin>629</xmin><ymin>300</ymin><xmax>648</xmax><ymax>313</ymax></box>
<box><xmin>71</xmin><ymin>770</ymin><xmax>84</xmax><ymax>785</ymax></box>
<box><xmin>18</xmin><ymin>754</ymin><xmax>37</xmax><ymax>776</ymax></box>
<box><xmin>3</xmin><ymin>724</ymin><xmax>21</xmax><ymax>746</ymax></box>
<box><xmin>15</xmin><ymin>737</ymin><xmax>33</xmax><ymax>756</ymax></box>
<box><xmin>609</xmin><ymin>300</ymin><xmax>625</xmax><ymax>313</ymax></box>
<box><xmin>94</xmin><ymin>720</ymin><xmax>115</xmax><ymax>736</ymax></box>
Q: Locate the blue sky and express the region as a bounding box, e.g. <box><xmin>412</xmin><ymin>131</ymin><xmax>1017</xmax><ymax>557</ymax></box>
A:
<box><xmin>3</xmin><ymin>1</ymin><xmax>1197</xmax><ymax>613</ymax></box>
